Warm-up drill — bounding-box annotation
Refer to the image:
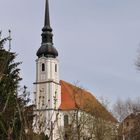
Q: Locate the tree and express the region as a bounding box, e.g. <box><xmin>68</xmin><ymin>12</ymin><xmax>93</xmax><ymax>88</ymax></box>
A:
<box><xmin>0</xmin><ymin>33</ymin><xmax>21</xmax><ymax>139</ymax></box>
<box><xmin>113</xmin><ymin>98</ymin><xmax>140</xmax><ymax>140</ymax></box>
<box><xmin>113</xmin><ymin>98</ymin><xmax>140</xmax><ymax>122</ymax></box>
<box><xmin>0</xmin><ymin>31</ymin><xmax>11</xmax><ymax>79</ymax></box>
<box><xmin>0</xmin><ymin>32</ymin><xmax>34</xmax><ymax>140</ymax></box>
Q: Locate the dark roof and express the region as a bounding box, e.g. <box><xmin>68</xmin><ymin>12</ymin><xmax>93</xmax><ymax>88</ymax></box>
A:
<box><xmin>37</xmin><ymin>0</ymin><xmax>58</xmax><ymax>58</ymax></box>
<box><xmin>124</xmin><ymin>113</ymin><xmax>140</xmax><ymax>122</ymax></box>
<box><xmin>37</xmin><ymin>43</ymin><xmax>58</xmax><ymax>58</ymax></box>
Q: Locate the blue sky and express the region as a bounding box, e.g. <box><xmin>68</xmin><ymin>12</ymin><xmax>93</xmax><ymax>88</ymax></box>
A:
<box><xmin>0</xmin><ymin>0</ymin><xmax>140</xmax><ymax>103</ymax></box>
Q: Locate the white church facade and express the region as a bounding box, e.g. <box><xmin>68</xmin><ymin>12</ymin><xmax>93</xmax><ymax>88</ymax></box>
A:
<box><xmin>33</xmin><ymin>0</ymin><xmax>117</xmax><ymax>140</ymax></box>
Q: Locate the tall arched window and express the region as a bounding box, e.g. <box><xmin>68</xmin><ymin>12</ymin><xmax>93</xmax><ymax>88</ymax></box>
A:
<box><xmin>42</xmin><ymin>63</ymin><xmax>45</xmax><ymax>71</ymax></box>
<box><xmin>64</xmin><ymin>115</ymin><xmax>69</xmax><ymax>127</ymax></box>
<box><xmin>55</xmin><ymin>64</ymin><xmax>57</xmax><ymax>72</ymax></box>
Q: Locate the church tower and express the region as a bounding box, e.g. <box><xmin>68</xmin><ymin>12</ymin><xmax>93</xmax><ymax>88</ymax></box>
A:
<box><xmin>34</xmin><ymin>0</ymin><xmax>61</xmax><ymax>138</ymax></box>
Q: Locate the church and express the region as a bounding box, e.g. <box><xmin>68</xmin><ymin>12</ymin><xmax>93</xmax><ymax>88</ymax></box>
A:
<box><xmin>33</xmin><ymin>0</ymin><xmax>117</xmax><ymax>139</ymax></box>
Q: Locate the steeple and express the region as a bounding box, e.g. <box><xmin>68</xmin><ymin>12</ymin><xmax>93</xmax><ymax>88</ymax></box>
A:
<box><xmin>44</xmin><ymin>0</ymin><xmax>51</xmax><ymax>29</ymax></box>
<box><xmin>42</xmin><ymin>0</ymin><xmax>52</xmax><ymax>43</ymax></box>
<box><xmin>34</xmin><ymin>1</ymin><xmax>61</xmax><ymax>138</ymax></box>
<box><xmin>37</xmin><ymin>0</ymin><xmax>58</xmax><ymax>58</ymax></box>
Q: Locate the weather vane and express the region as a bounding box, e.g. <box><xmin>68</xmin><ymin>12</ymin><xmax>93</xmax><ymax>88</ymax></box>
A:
<box><xmin>0</xmin><ymin>30</ymin><xmax>12</xmax><ymax>50</ymax></box>
<box><xmin>0</xmin><ymin>31</ymin><xmax>2</xmax><ymax>40</ymax></box>
<box><xmin>8</xmin><ymin>29</ymin><xmax>12</xmax><ymax>51</ymax></box>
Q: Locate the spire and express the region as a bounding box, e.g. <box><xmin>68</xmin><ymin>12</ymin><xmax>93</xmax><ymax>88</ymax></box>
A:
<box><xmin>42</xmin><ymin>0</ymin><xmax>53</xmax><ymax>44</ymax></box>
<box><xmin>44</xmin><ymin>0</ymin><xmax>51</xmax><ymax>28</ymax></box>
<box><xmin>36</xmin><ymin>0</ymin><xmax>58</xmax><ymax>58</ymax></box>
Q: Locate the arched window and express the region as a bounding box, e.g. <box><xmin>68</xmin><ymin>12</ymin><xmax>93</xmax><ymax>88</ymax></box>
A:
<box><xmin>55</xmin><ymin>64</ymin><xmax>57</xmax><ymax>72</ymax></box>
<box><xmin>64</xmin><ymin>115</ymin><xmax>69</xmax><ymax>127</ymax></box>
<box><xmin>42</xmin><ymin>63</ymin><xmax>45</xmax><ymax>71</ymax></box>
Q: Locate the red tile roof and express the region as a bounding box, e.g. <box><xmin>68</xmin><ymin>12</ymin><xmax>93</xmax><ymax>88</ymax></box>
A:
<box><xmin>59</xmin><ymin>80</ymin><xmax>117</xmax><ymax>123</ymax></box>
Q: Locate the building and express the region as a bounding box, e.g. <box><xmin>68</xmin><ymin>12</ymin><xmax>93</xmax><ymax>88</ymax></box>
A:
<box><xmin>119</xmin><ymin>113</ymin><xmax>140</xmax><ymax>140</ymax></box>
<box><xmin>33</xmin><ymin>0</ymin><xmax>117</xmax><ymax>139</ymax></box>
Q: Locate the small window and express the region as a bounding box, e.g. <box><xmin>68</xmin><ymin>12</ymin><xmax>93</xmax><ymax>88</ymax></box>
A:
<box><xmin>126</xmin><ymin>122</ymin><xmax>129</xmax><ymax>127</ymax></box>
<box><xmin>42</xmin><ymin>63</ymin><xmax>45</xmax><ymax>71</ymax></box>
<box><xmin>64</xmin><ymin>115</ymin><xmax>69</xmax><ymax>127</ymax></box>
<box><xmin>55</xmin><ymin>64</ymin><xmax>57</xmax><ymax>72</ymax></box>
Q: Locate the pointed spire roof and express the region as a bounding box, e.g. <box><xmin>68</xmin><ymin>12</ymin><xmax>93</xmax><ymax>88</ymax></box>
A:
<box><xmin>43</xmin><ymin>0</ymin><xmax>52</xmax><ymax>32</ymax></box>
<box><xmin>37</xmin><ymin>0</ymin><xmax>58</xmax><ymax>58</ymax></box>
<box><xmin>44</xmin><ymin>0</ymin><xmax>51</xmax><ymax>28</ymax></box>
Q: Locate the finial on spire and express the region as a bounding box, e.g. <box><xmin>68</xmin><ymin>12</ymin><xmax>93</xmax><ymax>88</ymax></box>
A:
<box><xmin>0</xmin><ymin>31</ymin><xmax>2</xmax><ymax>40</ymax></box>
<box><xmin>0</xmin><ymin>30</ymin><xmax>12</xmax><ymax>51</ymax></box>
<box><xmin>8</xmin><ymin>30</ymin><xmax>12</xmax><ymax>51</ymax></box>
